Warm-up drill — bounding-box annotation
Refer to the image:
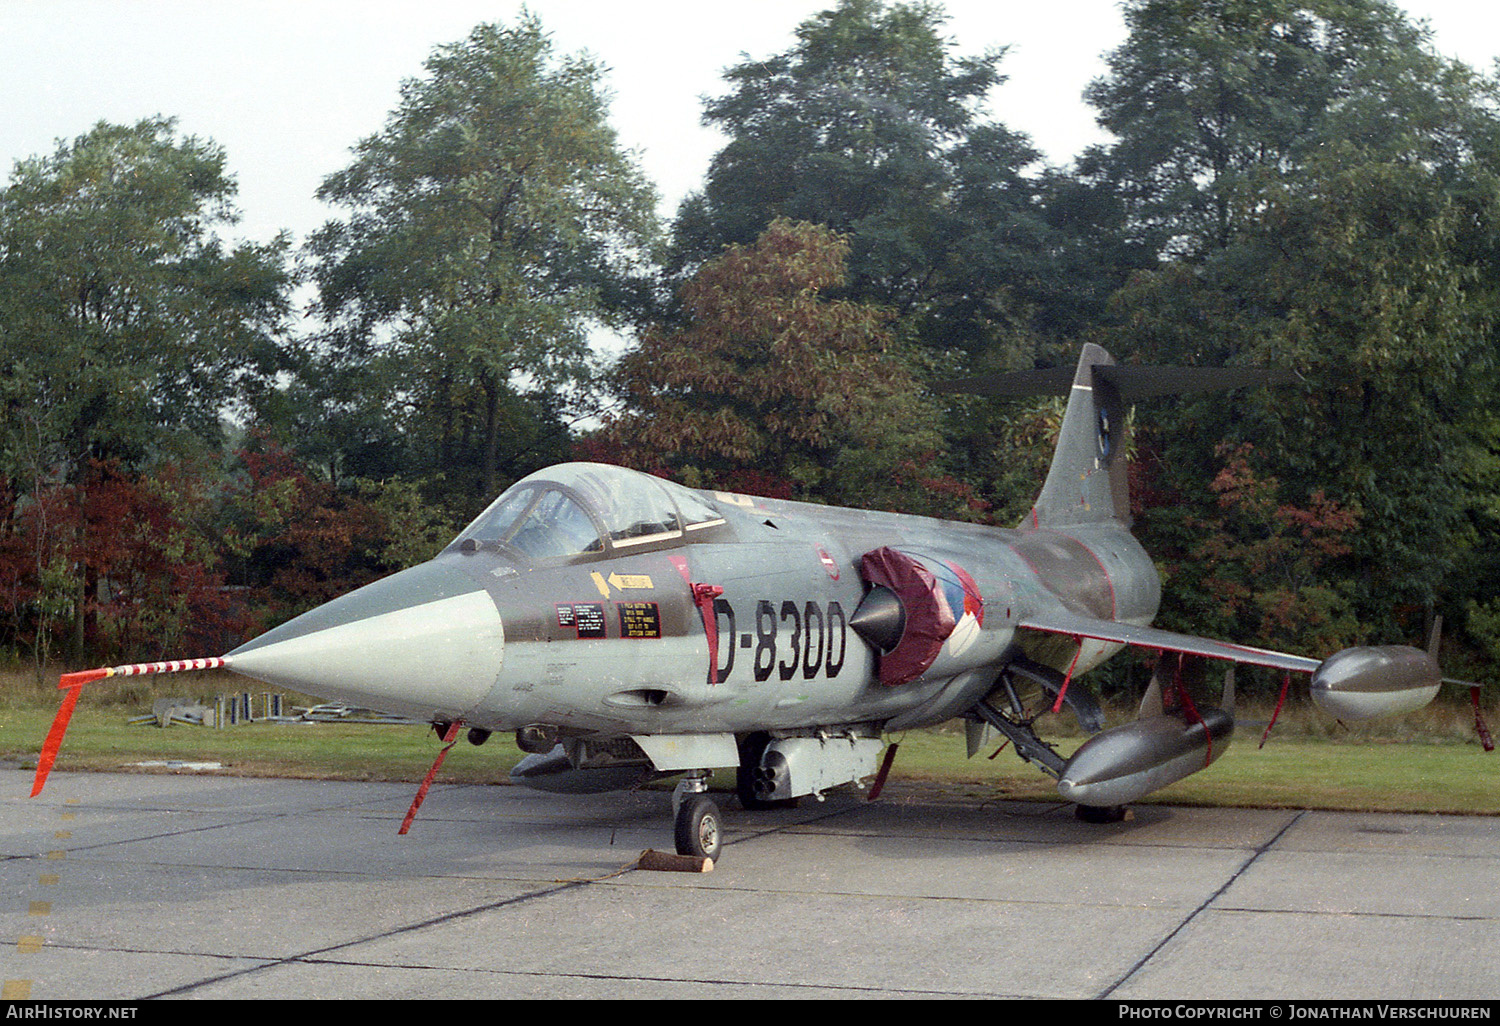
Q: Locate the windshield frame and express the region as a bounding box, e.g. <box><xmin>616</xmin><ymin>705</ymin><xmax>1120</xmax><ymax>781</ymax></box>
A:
<box><xmin>448</xmin><ymin>463</ymin><xmax>727</xmax><ymax>565</ymax></box>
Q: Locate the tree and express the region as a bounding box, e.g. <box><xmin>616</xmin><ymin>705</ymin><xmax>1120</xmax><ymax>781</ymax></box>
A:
<box><xmin>0</xmin><ymin>118</ymin><xmax>292</xmax><ymax>667</ymax></box>
<box><xmin>0</xmin><ymin>459</ymin><xmax>254</xmax><ymax>674</ymax></box>
<box><xmin>1154</xmin><ymin>442</ymin><xmax>1364</xmax><ymax>659</ymax></box>
<box><xmin>601</xmin><ymin>219</ymin><xmax>977</xmax><ymax>516</ymax></box>
<box><xmin>307</xmin><ymin>16</ymin><xmax>661</xmax><ymax>508</ymax></box>
<box><xmin>0</xmin><ymin>117</ymin><xmax>292</xmax><ymax>487</ymax></box>
<box><xmin>1085</xmin><ymin>0</ymin><xmax>1500</xmax><ymax>638</ymax></box>
<box><xmin>1111</xmin><ymin>158</ymin><xmax>1499</xmax><ymax>636</ymax></box>
<box><xmin>673</xmin><ymin>0</ymin><xmax>1067</xmax><ymax>361</ymax></box>
<box><xmin>219</xmin><ymin>441</ymin><xmax>456</xmax><ymax>630</ymax></box>
<box><xmin>1083</xmin><ymin>0</ymin><xmax>1498</xmax><ymax>257</ymax></box>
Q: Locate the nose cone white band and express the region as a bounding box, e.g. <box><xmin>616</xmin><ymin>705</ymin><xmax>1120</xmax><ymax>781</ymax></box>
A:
<box><xmin>226</xmin><ymin>589</ymin><xmax>504</xmax><ymax>719</ymax></box>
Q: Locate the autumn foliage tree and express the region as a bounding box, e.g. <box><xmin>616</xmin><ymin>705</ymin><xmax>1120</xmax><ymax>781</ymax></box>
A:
<box><xmin>221</xmin><ymin>441</ymin><xmax>459</xmax><ymax>630</ymax></box>
<box><xmin>602</xmin><ymin>219</ymin><xmax>979</xmax><ymax>516</ymax></box>
<box><xmin>1145</xmin><ymin>442</ymin><xmax>1364</xmax><ymax>663</ymax></box>
<box><xmin>0</xmin><ymin>461</ymin><xmax>252</xmax><ymax>677</ymax></box>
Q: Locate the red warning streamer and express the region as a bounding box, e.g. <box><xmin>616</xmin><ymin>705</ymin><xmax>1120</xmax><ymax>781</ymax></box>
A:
<box><xmin>1168</xmin><ymin>654</ymin><xmax>1212</xmax><ymax>766</ymax></box>
<box><xmin>32</xmin><ymin>658</ymin><xmax>228</xmax><ymax>797</ymax></box>
<box><xmin>399</xmin><ymin>720</ymin><xmax>464</xmax><ymax>835</ymax></box>
<box><xmin>1472</xmin><ymin>686</ymin><xmax>1495</xmax><ymax>753</ymax></box>
<box><xmin>669</xmin><ymin>555</ymin><xmax>726</xmax><ymax>685</ymax></box>
<box><xmin>1259</xmin><ymin>672</ymin><xmax>1292</xmax><ymax>749</ymax></box>
<box><xmin>692</xmin><ymin>583</ymin><xmax>725</xmax><ymax>684</ymax></box>
<box><xmin>1049</xmin><ymin>638</ymin><xmax>1084</xmax><ymax>715</ymax></box>
<box><xmin>866</xmin><ymin>742</ymin><xmax>900</xmax><ymax>802</ymax></box>
<box><xmin>32</xmin><ymin>685</ymin><xmax>84</xmax><ymax>798</ymax></box>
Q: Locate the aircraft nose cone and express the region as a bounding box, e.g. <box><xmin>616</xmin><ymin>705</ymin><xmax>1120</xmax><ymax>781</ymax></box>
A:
<box><xmin>225</xmin><ymin>559</ymin><xmax>504</xmax><ymax>720</ymax></box>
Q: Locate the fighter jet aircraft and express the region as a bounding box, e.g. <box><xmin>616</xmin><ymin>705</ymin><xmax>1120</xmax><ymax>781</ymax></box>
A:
<box><xmin>31</xmin><ymin>344</ymin><xmax>1480</xmax><ymax>863</ymax></box>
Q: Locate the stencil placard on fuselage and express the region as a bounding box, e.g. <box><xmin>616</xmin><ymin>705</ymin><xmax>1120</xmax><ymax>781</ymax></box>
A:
<box><xmin>617</xmin><ymin>602</ymin><xmax>662</xmax><ymax>638</ymax></box>
<box><xmin>556</xmin><ymin>602</ymin><xmax>607</xmax><ymax>638</ymax></box>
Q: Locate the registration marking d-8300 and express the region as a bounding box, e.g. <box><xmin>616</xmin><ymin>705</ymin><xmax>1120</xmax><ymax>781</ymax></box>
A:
<box><xmin>712</xmin><ymin>598</ymin><xmax>848</xmax><ymax>683</ymax></box>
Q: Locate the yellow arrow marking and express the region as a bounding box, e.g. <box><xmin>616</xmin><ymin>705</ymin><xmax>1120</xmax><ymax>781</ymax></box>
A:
<box><xmin>608</xmin><ymin>573</ymin><xmax>654</xmax><ymax>590</ymax></box>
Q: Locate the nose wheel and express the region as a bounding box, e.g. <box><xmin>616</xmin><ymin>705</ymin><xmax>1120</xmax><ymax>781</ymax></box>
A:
<box><xmin>672</xmin><ymin>776</ymin><xmax>723</xmax><ymax>862</ymax></box>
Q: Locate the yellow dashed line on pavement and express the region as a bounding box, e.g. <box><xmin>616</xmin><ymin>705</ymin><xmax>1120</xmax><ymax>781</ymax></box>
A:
<box><xmin>11</xmin><ymin>797</ymin><xmax>83</xmax><ymax>997</ymax></box>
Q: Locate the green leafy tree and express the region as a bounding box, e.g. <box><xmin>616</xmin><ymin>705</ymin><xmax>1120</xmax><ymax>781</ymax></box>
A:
<box><xmin>1112</xmin><ymin>161</ymin><xmax>1498</xmax><ymax>638</ymax></box>
<box><xmin>1082</xmin><ymin>0</ymin><xmax>1495</xmax><ymax>257</ymax></box>
<box><xmin>0</xmin><ymin>118</ymin><xmax>291</xmax><ymax>667</ymax></box>
<box><xmin>673</xmin><ymin>0</ymin><xmax>1072</xmax><ymax>361</ymax></box>
<box><xmin>0</xmin><ymin>117</ymin><xmax>292</xmax><ymax>486</ymax></box>
<box><xmin>1086</xmin><ymin>0</ymin><xmax>1500</xmax><ymax>640</ymax></box>
<box><xmin>307</xmin><ymin>16</ymin><xmax>661</xmax><ymax>508</ymax></box>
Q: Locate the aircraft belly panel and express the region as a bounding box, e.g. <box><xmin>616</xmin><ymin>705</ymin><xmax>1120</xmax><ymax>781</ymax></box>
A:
<box><xmin>883</xmin><ymin>668</ymin><xmax>1005</xmax><ymax>731</ymax></box>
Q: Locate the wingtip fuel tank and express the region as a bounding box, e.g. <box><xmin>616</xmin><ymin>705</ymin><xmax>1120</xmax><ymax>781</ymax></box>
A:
<box><xmin>1310</xmin><ymin>645</ymin><xmax>1441</xmax><ymax>721</ymax></box>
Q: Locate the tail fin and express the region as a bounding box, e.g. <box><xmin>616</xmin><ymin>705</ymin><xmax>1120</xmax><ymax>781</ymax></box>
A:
<box><xmin>1032</xmin><ymin>344</ymin><xmax>1129</xmax><ymax>528</ymax></box>
<box><xmin>937</xmin><ymin>344</ymin><xmax>1299</xmax><ymax>530</ymax></box>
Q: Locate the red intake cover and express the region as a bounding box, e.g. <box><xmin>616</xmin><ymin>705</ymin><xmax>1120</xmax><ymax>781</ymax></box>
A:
<box><xmin>859</xmin><ymin>547</ymin><xmax>957</xmax><ymax>686</ymax></box>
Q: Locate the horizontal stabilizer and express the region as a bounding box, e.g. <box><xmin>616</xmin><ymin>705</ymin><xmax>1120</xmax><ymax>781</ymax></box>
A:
<box><xmin>936</xmin><ymin>363</ymin><xmax>1299</xmax><ymax>399</ymax></box>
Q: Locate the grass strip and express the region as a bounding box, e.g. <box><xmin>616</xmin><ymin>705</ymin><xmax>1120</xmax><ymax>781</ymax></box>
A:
<box><xmin>3</xmin><ymin>700</ymin><xmax>1496</xmax><ymax>815</ymax></box>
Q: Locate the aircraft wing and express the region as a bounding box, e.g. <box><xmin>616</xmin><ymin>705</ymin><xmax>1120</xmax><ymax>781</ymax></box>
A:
<box><xmin>1017</xmin><ymin>610</ymin><xmax>1321</xmax><ymax>674</ymax></box>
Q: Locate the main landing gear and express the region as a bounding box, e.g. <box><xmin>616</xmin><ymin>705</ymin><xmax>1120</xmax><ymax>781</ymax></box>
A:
<box><xmin>1075</xmin><ymin>804</ymin><xmax>1131</xmax><ymax>824</ymax></box>
<box><xmin>672</xmin><ymin>772</ymin><xmax>723</xmax><ymax>862</ymax></box>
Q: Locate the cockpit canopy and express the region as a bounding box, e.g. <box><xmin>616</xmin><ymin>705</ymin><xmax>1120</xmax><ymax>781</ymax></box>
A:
<box><xmin>451</xmin><ymin>463</ymin><xmax>726</xmax><ymax>562</ymax></box>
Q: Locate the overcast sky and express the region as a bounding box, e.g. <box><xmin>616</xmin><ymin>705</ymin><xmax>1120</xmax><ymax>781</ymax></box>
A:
<box><xmin>4</xmin><ymin>0</ymin><xmax>1499</xmax><ymax>253</ymax></box>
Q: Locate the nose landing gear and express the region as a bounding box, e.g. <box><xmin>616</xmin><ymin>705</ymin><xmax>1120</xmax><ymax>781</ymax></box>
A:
<box><xmin>671</xmin><ymin>772</ymin><xmax>723</xmax><ymax>862</ymax></box>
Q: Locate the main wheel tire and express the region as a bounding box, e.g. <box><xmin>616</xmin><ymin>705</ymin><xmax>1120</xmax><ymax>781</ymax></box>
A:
<box><xmin>674</xmin><ymin>793</ymin><xmax>723</xmax><ymax>861</ymax></box>
<box><xmin>1075</xmin><ymin>803</ymin><xmax>1130</xmax><ymax>824</ymax></box>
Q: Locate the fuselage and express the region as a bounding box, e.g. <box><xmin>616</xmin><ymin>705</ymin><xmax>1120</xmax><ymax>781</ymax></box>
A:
<box><xmin>224</xmin><ymin>463</ymin><xmax>1161</xmax><ymax>742</ymax></box>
